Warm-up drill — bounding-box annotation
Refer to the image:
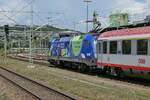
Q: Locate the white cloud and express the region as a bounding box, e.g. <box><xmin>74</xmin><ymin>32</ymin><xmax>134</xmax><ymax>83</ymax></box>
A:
<box><xmin>95</xmin><ymin>0</ymin><xmax>150</xmax><ymax>27</ymax></box>
<box><xmin>112</xmin><ymin>0</ymin><xmax>147</xmax><ymax>14</ymax></box>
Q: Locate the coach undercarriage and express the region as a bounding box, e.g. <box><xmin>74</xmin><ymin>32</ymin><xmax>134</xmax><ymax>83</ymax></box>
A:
<box><xmin>100</xmin><ymin>65</ymin><xmax>150</xmax><ymax>79</ymax></box>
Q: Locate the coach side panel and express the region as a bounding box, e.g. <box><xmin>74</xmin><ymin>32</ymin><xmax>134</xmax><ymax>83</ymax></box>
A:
<box><xmin>97</xmin><ymin>39</ymin><xmax>150</xmax><ymax>79</ymax></box>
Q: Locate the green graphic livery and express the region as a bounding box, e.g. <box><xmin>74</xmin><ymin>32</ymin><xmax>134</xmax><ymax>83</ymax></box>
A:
<box><xmin>71</xmin><ymin>35</ymin><xmax>84</xmax><ymax>56</ymax></box>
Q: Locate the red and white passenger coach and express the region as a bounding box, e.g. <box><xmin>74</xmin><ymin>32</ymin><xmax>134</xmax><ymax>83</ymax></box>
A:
<box><xmin>97</xmin><ymin>26</ymin><xmax>150</xmax><ymax>79</ymax></box>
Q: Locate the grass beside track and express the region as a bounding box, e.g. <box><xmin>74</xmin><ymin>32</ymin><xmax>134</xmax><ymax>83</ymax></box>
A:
<box><xmin>0</xmin><ymin>56</ymin><xmax>150</xmax><ymax>100</ymax></box>
<box><xmin>0</xmin><ymin>92</ymin><xmax>9</xmax><ymax>100</ymax></box>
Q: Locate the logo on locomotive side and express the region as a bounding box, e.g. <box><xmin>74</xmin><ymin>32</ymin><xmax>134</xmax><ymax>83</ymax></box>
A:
<box><xmin>138</xmin><ymin>58</ymin><xmax>146</xmax><ymax>64</ymax></box>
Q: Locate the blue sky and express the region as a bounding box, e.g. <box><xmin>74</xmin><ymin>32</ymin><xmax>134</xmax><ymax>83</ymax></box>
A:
<box><xmin>0</xmin><ymin>0</ymin><xmax>150</xmax><ymax>32</ymax></box>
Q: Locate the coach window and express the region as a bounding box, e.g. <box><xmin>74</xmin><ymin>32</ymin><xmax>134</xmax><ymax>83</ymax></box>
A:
<box><xmin>137</xmin><ymin>39</ymin><xmax>148</xmax><ymax>55</ymax></box>
<box><xmin>110</xmin><ymin>41</ymin><xmax>117</xmax><ymax>54</ymax></box>
<box><xmin>122</xmin><ymin>40</ymin><xmax>131</xmax><ymax>54</ymax></box>
<box><xmin>103</xmin><ymin>41</ymin><xmax>107</xmax><ymax>54</ymax></box>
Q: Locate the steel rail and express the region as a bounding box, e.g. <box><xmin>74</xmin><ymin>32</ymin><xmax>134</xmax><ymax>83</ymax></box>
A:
<box><xmin>0</xmin><ymin>74</ymin><xmax>41</xmax><ymax>100</ymax></box>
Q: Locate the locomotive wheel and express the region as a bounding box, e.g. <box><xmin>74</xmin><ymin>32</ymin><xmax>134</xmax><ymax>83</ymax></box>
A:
<box><xmin>115</xmin><ymin>67</ymin><xmax>125</xmax><ymax>78</ymax></box>
<box><xmin>81</xmin><ymin>64</ymin><xmax>86</xmax><ymax>72</ymax></box>
<box><xmin>103</xmin><ymin>66</ymin><xmax>111</xmax><ymax>75</ymax></box>
<box><xmin>102</xmin><ymin>66</ymin><xmax>107</xmax><ymax>74</ymax></box>
<box><xmin>78</xmin><ymin>63</ymin><xmax>82</xmax><ymax>71</ymax></box>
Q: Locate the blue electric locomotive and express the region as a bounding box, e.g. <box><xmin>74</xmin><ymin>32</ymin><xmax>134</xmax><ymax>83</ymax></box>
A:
<box><xmin>48</xmin><ymin>34</ymin><xmax>97</xmax><ymax>69</ymax></box>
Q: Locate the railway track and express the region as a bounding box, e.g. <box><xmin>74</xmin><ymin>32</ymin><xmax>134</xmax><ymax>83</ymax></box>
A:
<box><xmin>0</xmin><ymin>66</ymin><xmax>78</xmax><ymax>100</ymax></box>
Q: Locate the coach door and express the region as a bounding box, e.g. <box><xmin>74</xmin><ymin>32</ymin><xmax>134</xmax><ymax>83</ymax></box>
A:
<box><xmin>97</xmin><ymin>40</ymin><xmax>103</xmax><ymax>67</ymax></box>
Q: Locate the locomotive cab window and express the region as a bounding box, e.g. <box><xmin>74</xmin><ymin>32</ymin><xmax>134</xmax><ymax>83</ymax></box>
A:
<box><xmin>122</xmin><ymin>40</ymin><xmax>131</xmax><ymax>54</ymax></box>
<box><xmin>137</xmin><ymin>39</ymin><xmax>148</xmax><ymax>55</ymax></box>
<box><xmin>103</xmin><ymin>41</ymin><xmax>107</xmax><ymax>54</ymax></box>
<box><xmin>110</xmin><ymin>41</ymin><xmax>117</xmax><ymax>54</ymax></box>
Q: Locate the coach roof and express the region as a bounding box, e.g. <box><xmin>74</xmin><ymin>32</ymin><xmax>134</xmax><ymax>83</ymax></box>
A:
<box><xmin>98</xmin><ymin>26</ymin><xmax>150</xmax><ymax>40</ymax></box>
